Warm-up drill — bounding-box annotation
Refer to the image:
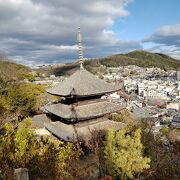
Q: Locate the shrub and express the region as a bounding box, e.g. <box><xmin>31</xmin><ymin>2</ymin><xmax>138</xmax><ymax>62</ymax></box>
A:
<box><xmin>0</xmin><ymin>118</ymin><xmax>82</xmax><ymax>179</ymax></box>
<box><xmin>109</xmin><ymin>113</ymin><xmax>123</xmax><ymax>122</ymax></box>
<box><xmin>104</xmin><ymin>127</ymin><xmax>150</xmax><ymax>179</ymax></box>
<box><xmin>0</xmin><ymin>83</ymin><xmax>45</xmax><ymax>121</ymax></box>
<box><xmin>160</xmin><ymin>127</ymin><xmax>169</xmax><ymax>136</ymax></box>
<box><xmin>109</xmin><ymin>109</ymin><xmax>132</xmax><ymax>123</ymax></box>
<box><xmin>17</xmin><ymin>73</ymin><xmax>35</xmax><ymax>82</ymax></box>
<box><xmin>7</xmin><ymin>83</ymin><xmax>44</xmax><ymax>115</ymax></box>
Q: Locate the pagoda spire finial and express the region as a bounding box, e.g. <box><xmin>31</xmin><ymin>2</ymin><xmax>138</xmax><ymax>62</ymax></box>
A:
<box><xmin>77</xmin><ymin>27</ymin><xmax>84</xmax><ymax>69</ymax></box>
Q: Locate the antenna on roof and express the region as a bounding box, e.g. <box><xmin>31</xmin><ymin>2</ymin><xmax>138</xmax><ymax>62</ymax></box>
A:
<box><xmin>77</xmin><ymin>27</ymin><xmax>84</xmax><ymax>70</ymax></box>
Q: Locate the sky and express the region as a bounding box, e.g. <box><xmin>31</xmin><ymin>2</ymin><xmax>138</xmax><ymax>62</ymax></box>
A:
<box><xmin>0</xmin><ymin>0</ymin><xmax>180</xmax><ymax>67</ymax></box>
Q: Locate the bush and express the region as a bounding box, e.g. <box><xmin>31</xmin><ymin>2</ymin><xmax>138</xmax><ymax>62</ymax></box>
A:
<box><xmin>0</xmin><ymin>118</ymin><xmax>82</xmax><ymax>179</ymax></box>
<box><xmin>109</xmin><ymin>109</ymin><xmax>132</xmax><ymax>123</ymax></box>
<box><xmin>109</xmin><ymin>113</ymin><xmax>123</xmax><ymax>122</ymax></box>
<box><xmin>160</xmin><ymin>127</ymin><xmax>169</xmax><ymax>136</ymax></box>
<box><xmin>17</xmin><ymin>73</ymin><xmax>35</xmax><ymax>82</ymax></box>
<box><xmin>104</xmin><ymin>126</ymin><xmax>150</xmax><ymax>179</ymax></box>
<box><xmin>0</xmin><ymin>83</ymin><xmax>45</xmax><ymax>120</ymax></box>
<box><xmin>7</xmin><ymin>83</ymin><xmax>44</xmax><ymax>115</ymax></box>
<box><xmin>140</xmin><ymin>121</ymin><xmax>180</xmax><ymax>179</ymax></box>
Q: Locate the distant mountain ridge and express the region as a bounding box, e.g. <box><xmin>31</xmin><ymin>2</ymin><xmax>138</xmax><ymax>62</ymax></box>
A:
<box><xmin>85</xmin><ymin>50</ymin><xmax>180</xmax><ymax>71</ymax></box>
<box><xmin>42</xmin><ymin>50</ymin><xmax>180</xmax><ymax>76</ymax></box>
<box><xmin>1</xmin><ymin>50</ymin><xmax>179</xmax><ymax>78</ymax></box>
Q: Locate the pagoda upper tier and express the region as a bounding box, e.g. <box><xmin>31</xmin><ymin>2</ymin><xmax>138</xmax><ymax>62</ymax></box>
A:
<box><xmin>46</xmin><ymin>69</ymin><xmax>121</xmax><ymax>97</ymax></box>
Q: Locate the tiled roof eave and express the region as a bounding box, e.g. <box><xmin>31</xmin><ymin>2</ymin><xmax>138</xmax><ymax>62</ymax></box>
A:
<box><xmin>46</xmin><ymin>69</ymin><xmax>122</xmax><ymax>97</ymax></box>
<box><xmin>46</xmin><ymin>88</ymin><xmax>121</xmax><ymax>97</ymax></box>
<box><xmin>45</xmin><ymin>102</ymin><xmax>125</xmax><ymax>121</ymax></box>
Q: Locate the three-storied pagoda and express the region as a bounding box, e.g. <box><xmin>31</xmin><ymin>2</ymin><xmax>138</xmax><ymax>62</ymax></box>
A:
<box><xmin>37</xmin><ymin>27</ymin><xmax>125</xmax><ymax>141</ymax></box>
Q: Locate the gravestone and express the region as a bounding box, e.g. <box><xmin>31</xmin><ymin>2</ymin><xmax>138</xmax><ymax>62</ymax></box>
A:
<box><xmin>14</xmin><ymin>168</ymin><xmax>29</xmax><ymax>180</ymax></box>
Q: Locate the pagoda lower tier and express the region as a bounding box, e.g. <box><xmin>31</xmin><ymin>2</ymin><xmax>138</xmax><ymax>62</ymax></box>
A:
<box><xmin>32</xmin><ymin>114</ymin><xmax>126</xmax><ymax>142</ymax></box>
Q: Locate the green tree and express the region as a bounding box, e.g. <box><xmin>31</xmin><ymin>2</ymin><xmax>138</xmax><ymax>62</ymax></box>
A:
<box><xmin>6</xmin><ymin>83</ymin><xmax>45</xmax><ymax>115</ymax></box>
<box><xmin>0</xmin><ymin>83</ymin><xmax>44</xmax><ymax>125</ymax></box>
<box><xmin>160</xmin><ymin>127</ymin><xmax>169</xmax><ymax>136</ymax></box>
<box><xmin>0</xmin><ymin>118</ymin><xmax>82</xmax><ymax>179</ymax></box>
<box><xmin>109</xmin><ymin>109</ymin><xmax>132</xmax><ymax>123</ymax></box>
<box><xmin>17</xmin><ymin>73</ymin><xmax>35</xmax><ymax>82</ymax></box>
<box><xmin>104</xmin><ymin>127</ymin><xmax>150</xmax><ymax>179</ymax></box>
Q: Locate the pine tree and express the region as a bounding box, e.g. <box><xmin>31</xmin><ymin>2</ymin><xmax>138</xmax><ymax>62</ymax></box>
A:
<box><xmin>104</xmin><ymin>127</ymin><xmax>150</xmax><ymax>179</ymax></box>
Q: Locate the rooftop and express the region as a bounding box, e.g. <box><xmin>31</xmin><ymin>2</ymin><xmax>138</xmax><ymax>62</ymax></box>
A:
<box><xmin>46</xmin><ymin>69</ymin><xmax>121</xmax><ymax>97</ymax></box>
<box><xmin>172</xmin><ymin>116</ymin><xmax>180</xmax><ymax>123</ymax></box>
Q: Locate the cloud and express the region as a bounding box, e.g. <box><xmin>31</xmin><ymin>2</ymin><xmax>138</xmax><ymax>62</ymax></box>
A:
<box><xmin>144</xmin><ymin>24</ymin><xmax>180</xmax><ymax>47</ymax></box>
<box><xmin>143</xmin><ymin>24</ymin><xmax>180</xmax><ymax>60</ymax></box>
<box><xmin>0</xmin><ymin>0</ymin><xmax>141</xmax><ymax>66</ymax></box>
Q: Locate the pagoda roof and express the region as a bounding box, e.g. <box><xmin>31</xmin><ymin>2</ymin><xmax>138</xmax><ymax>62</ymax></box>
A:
<box><xmin>46</xmin><ymin>69</ymin><xmax>121</xmax><ymax>97</ymax></box>
<box><xmin>45</xmin><ymin>101</ymin><xmax>125</xmax><ymax>121</ymax></box>
<box><xmin>44</xmin><ymin>117</ymin><xmax>126</xmax><ymax>142</ymax></box>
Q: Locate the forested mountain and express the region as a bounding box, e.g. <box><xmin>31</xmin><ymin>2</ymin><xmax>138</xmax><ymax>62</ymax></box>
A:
<box><xmin>85</xmin><ymin>50</ymin><xmax>180</xmax><ymax>71</ymax></box>
<box><xmin>49</xmin><ymin>50</ymin><xmax>180</xmax><ymax>76</ymax></box>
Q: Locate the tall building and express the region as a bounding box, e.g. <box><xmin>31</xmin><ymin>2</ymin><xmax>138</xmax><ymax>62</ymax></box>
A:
<box><xmin>138</xmin><ymin>82</ymin><xmax>145</xmax><ymax>97</ymax></box>
<box><xmin>177</xmin><ymin>71</ymin><xmax>180</xmax><ymax>81</ymax></box>
<box><xmin>34</xmin><ymin>28</ymin><xmax>125</xmax><ymax>142</ymax></box>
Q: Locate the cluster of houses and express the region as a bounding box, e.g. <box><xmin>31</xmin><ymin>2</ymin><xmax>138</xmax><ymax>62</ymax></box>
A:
<box><xmin>101</xmin><ymin>66</ymin><xmax>180</xmax><ymax>130</ymax></box>
<box><xmin>103</xmin><ymin>65</ymin><xmax>176</xmax><ymax>81</ymax></box>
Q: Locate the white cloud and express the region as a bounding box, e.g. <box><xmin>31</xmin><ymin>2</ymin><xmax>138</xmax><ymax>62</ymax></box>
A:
<box><xmin>155</xmin><ymin>24</ymin><xmax>180</xmax><ymax>36</ymax></box>
<box><xmin>0</xmin><ymin>0</ymin><xmax>141</xmax><ymax>66</ymax></box>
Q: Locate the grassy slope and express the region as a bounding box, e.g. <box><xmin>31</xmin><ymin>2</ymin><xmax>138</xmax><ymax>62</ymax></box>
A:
<box><xmin>0</xmin><ymin>60</ymin><xmax>31</xmax><ymax>81</ymax></box>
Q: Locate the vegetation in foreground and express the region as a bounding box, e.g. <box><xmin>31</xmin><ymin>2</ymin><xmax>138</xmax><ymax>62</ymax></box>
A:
<box><xmin>0</xmin><ymin>81</ymin><xmax>45</xmax><ymax>127</ymax></box>
<box><xmin>104</xmin><ymin>127</ymin><xmax>150</xmax><ymax>179</ymax></box>
<box><xmin>82</xmin><ymin>114</ymin><xmax>180</xmax><ymax>179</ymax></box>
<box><xmin>0</xmin><ymin>118</ymin><xmax>82</xmax><ymax>179</ymax></box>
<box><xmin>1</xmin><ymin>116</ymin><xmax>179</xmax><ymax>179</ymax></box>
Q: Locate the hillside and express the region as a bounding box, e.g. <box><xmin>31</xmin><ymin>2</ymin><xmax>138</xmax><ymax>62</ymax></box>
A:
<box><xmin>0</xmin><ymin>60</ymin><xmax>32</xmax><ymax>82</ymax></box>
<box><xmin>50</xmin><ymin>50</ymin><xmax>180</xmax><ymax>76</ymax></box>
<box><xmin>85</xmin><ymin>50</ymin><xmax>180</xmax><ymax>71</ymax></box>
